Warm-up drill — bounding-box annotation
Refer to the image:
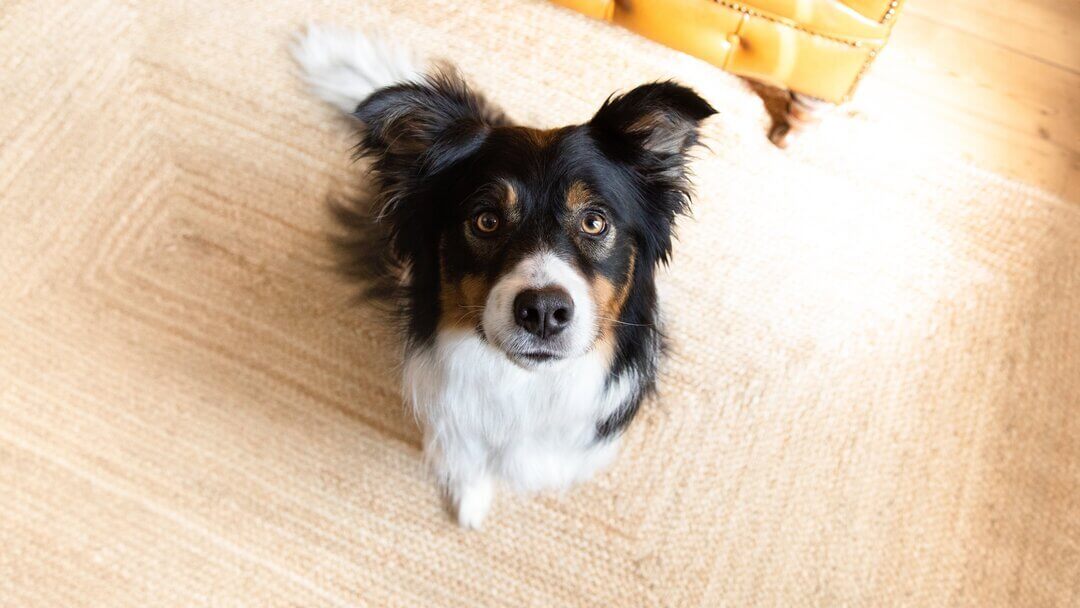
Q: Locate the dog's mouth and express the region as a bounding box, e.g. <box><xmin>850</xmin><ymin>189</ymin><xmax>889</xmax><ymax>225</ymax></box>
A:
<box><xmin>479</xmin><ymin>329</ymin><xmax>567</xmax><ymax>365</ymax></box>
<box><xmin>510</xmin><ymin>351</ymin><xmax>563</xmax><ymax>366</ymax></box>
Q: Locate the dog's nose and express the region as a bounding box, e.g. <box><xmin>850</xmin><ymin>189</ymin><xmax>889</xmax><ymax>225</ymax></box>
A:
<box><xmin>513</xmin><ymin>287</ymin><xmax>574</xmax><ymax>339</ymax></box>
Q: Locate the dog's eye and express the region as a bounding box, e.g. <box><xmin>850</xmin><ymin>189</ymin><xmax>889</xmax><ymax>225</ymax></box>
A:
<box><xmin>473</xmin><ymin>211</ymin><xmax>501</xmax><ymax>235</ymax></box>
<box><xmin>580</xmin><ymin>211</ymin><xmax>608</xmax><ymax>236</ymax></box>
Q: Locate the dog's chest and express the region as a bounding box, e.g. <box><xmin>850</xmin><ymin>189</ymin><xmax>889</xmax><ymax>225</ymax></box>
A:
<box><xmin>404</xmin><ymin>330</ymin><xmax>629</xmax><ymax>446</ymax></box>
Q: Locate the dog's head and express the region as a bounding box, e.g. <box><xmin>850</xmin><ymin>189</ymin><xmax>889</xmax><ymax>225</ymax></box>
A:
<box><xmin>355</xmin><ymin>72</ymin><xmax>714</xmax><ymax>367</ymax></box>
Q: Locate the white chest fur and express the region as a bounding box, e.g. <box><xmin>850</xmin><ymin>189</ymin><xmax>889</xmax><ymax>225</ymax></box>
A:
<box><xmin>403</xmin><ymin>328</ymin><xmax>631</xmax><ymax>526</ymax></box>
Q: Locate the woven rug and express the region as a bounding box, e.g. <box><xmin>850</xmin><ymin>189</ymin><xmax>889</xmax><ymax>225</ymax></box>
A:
<box><xmin>1</xmin><ymin>1</ymin><xmax>1077</xmax><ymax>605</ymax></box>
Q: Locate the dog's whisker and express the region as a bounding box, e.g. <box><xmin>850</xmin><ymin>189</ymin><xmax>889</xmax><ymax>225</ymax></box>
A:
<box><xmin>452</xmin><ymin>308</ymin><xmax>481</xmax><ymax>326</ymax></box>
<box><xmin>595</xmin><ymin>315</ymin><xmax>654</xmax><ymax>328</ymax></box>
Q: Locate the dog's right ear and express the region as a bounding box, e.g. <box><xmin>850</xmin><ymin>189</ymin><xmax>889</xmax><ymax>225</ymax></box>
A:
<box><xmin>354</xmin><ymin>70</ymin><xmax>508</xmax><ymax>180</ymax></box>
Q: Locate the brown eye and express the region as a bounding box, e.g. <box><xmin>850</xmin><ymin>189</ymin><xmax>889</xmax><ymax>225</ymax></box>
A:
<box><xmin>473</xmin><ymin>211</ymin><xmax>500</xmax><ymax>235</ymax></box>
<box><xmin>580</xmin><ymin>211</ymin><xmax>607</xmax><ymax>236</ymax></box>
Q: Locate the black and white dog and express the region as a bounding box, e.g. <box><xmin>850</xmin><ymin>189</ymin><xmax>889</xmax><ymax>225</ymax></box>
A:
<box><xmin>294</xmin><ymin>25</ymin><xmax>714</xmax><ymax>528</ymax></box>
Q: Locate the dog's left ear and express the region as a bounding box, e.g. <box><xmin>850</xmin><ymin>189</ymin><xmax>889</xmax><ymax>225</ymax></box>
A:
<box><xmin>589</xmin><ymin>81</ymin><xmax>715</xmax><ymax>159</ymax></box>
<box><xmin>590</xmin><ymin>82</ymin><xmax>715</xmax><ymax>264</ymax></box>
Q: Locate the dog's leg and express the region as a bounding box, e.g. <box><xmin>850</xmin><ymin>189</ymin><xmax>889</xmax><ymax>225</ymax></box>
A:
<box><xmin>768</xmin><ymin>91</ymin><xmax>833</xmax><ymax>148</ymax></box>
<box><xmin>425</xmin><ymin>432</ymin><xmax>493</xmax><ymax>529</ymax></box>
<box><xmin>452</xmin><ymin>475</ymin><xmax>494</xmax><ymax>530</ymax></box>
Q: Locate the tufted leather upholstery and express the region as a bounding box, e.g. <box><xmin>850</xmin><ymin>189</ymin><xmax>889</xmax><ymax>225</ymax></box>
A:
<box><xmin>551</xmin><ymin>0</ymin><xmax>903</xmax><ymax>102</ymax></box>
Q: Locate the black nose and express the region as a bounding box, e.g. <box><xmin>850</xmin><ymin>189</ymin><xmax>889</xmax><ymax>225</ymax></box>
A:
<box><xmin>513</xmin><ymin>287</ymin><xmax>574</xmax><ymax>339</ymax></box>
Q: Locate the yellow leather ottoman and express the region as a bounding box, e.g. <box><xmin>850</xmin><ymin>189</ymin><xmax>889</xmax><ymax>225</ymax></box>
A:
<box><xmin>552</xmin><ymin>0</ymin><xmax>903</xmax><ymax>144</ymax></box>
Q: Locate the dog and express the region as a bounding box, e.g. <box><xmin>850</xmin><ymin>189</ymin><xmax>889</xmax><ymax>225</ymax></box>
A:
<box><xmin>294</xmin><ymin>24</ymin><xmax>714</xmax><ymax>528</ymax></box>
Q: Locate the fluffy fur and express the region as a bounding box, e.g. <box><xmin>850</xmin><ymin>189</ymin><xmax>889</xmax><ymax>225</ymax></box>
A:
<box><xmin>294</xmin><ymin>25</ymin><xmax>714</xmax><ymax>528</ymax></box>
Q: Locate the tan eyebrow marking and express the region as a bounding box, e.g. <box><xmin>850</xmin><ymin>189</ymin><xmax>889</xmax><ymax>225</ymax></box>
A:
<box><xmin>492</xmin><ymin>178</ymin><xmax>521</xmax><ymax>224</ymax></box>
<box><xmin>566</xmin><ymin>181</ymin><xmax>591</xmax><ymax>212</ymax></box>
<box><xmin>502</xmin><ymin>178</ymin><xmax>518</xmax><ymax>210</ymax></box>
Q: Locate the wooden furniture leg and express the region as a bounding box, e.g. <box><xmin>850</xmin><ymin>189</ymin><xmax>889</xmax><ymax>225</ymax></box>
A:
<box><xmin>768</xmin><ymin>92</ymin><xmax>834</xmax><ymax>148</ymax></box>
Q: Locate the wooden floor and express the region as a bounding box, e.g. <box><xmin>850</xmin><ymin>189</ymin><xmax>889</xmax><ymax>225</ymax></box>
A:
<box><xmin>852</xmin><ymin>0</ymin><xmax>1079</xmax><ymax>202</ymax></box>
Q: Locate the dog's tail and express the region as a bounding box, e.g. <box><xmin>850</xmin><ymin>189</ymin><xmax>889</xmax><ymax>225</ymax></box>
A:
<box><xmin>291</xmin><ymin>23</ymin><xmax>423</xmax><ymax>113</ymax></box>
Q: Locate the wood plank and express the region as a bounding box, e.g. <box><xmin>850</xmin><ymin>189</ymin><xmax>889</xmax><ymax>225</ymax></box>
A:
<box><xmin>885</xmin><ymin>12</ymin><xmax>1079</xmax><ymax>152</ymax></box>
<box><xmin>856</xmin><ymin>79</ymin><xmax>1078</xmax><ymax>201</ymax></box>
<box><xmin>903</xmin><ymin>0</ymin><xmax>1080</xmax><ymax>73</ymax></box>
<box><xmin>852</xmin><ymin>6</ymin><xmax>1080</xmax><ymax>201</ymax></box>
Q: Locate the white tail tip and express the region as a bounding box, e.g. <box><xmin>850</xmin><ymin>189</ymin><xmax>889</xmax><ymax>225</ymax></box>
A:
<box><xmin>291</xmin><ymin>23</ymin><xmax>424</xmax><ymax>113</ymax></box>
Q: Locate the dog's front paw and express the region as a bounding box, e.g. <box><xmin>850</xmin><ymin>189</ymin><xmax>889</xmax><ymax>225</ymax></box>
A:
<box><xmin>454</xmin><ymin>477</ymin><xmax>493</xmax><ymax>530</ymax></box>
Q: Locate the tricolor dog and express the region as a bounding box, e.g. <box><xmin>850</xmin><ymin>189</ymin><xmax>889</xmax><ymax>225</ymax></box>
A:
<box><xmin>294</xmin><ymin>25</ymin><xmax>714</xmax><ymax>528</ymax></box>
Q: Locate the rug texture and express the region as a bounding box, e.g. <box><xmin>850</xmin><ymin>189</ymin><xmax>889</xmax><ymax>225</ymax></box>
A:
<box><xmin>1</xmin><ymin>1</ymin><xmax>1077</xmax><ymax>606</ymax></box>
